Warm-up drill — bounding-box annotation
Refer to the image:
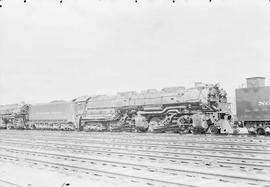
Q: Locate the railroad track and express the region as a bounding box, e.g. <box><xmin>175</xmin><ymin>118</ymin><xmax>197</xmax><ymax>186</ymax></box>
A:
<box><xmin>1</xmin><ymin>130</ymin><xmax>270</xmax><ymax>143</ymax></box>
<box><xmin>0</xmin><ymin>132</ymin><xmax>269</xmax><ymax>148</ymax></box>
<box><xmin>2</xmin><ymin>137</ymin><xmax>270</xmax><ymax>151</ymax></box>
<box><xmin>0</xmin><ymin>131</ymin><xmax>270</xmax><ymax>186</ymax></box>
<box><xmin>1</xmin><ymin>138</ymin><xmax>270</xmax><ymax>162</ymax></box>
<box><xmin>0</xmin><ymin>149</ymin><xmax>269</xmax><ymax>186</ymax></box>
<box><xmin>1</xmin><ymin>135</ymin><xmax>270</xmax><ymax>152</ymax></box>
<box><xmin>0</xmin><ymin>153</ymin><xmax>199</xmax><ymax>187</ymax></box>
<box><xmin>0</xmin><ymin>179</ymin><xmax>25</xmax><ymax>187</ymax></box>
<box><xmin>0</xmin><ymin>140</ymin><xmax>270</xmax><ymax>176</ymax></box>
<box><xmin>1</xmin><ymin>132</ymin><xmax>269</xmax><ymax>146</ymax></box>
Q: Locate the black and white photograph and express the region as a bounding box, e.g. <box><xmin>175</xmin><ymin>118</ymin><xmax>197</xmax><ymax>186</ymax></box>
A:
<box><xmin>0</xmin><ymin>0</ymin><xmax>270</xmax><ymax>186</ymax></box>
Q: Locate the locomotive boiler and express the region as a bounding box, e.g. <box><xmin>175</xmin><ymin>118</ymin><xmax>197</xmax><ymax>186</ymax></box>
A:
<box><xmin>76</xmin><ymin>83</ymin><xmax>232</xmax><ymax>133</ymax></box>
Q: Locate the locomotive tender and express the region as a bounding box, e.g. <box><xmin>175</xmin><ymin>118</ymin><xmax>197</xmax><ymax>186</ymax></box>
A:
<box><xmin>0</xmin><ymin>83</ymin><xmax>232</xmax><ymax>133</ymax></box>
<box><xmin>28</xmin><ymin>101</ymin><xmax>76</xmax><ymax>130</ymax></box>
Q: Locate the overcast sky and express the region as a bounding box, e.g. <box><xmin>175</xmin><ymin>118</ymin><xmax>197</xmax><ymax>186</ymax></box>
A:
<box><xmin>1</xmin><ymin>0</ymin><xmax>270</xmax><ymax>105</ymax></box>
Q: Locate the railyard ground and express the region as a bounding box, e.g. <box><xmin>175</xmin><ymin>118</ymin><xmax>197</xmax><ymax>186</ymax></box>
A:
<box><xmin>0</xmin><ymin>130</ymin><xmax>269</xmax><ymax>187</ymax></box>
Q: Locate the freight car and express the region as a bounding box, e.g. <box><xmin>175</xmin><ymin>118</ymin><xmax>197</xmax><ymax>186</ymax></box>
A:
<box><xmin>0</xmin><ymin>103</ymin><xmax>28</xmax><ymax>129</ymax></box>
<box><xmin>236</xmin><ymin>77</ymin><xmax>270</xmax><ymax>135</ymax></box>
<box><xmin>28</xmin><ymin>101</ymin><xmax>76</xmax><ymax>130</ymax></box>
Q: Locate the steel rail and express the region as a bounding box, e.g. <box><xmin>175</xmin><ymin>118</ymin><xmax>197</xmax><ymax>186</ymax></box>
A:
<box><xmin>3</xmin><ymin>146</ymin><xmax>270</xmax><ymax>170</ymax></box>
<box><xmin>4</xmin><ymin>136</ymin><xmax>270</xmax><ymax>147</ymax></box>
<box><xmin>0</xmin><ymin>179</ymin><xmax>25</xmax><ymax>187</ymax></box>
<box><xmin>1</xmin><ymin>140</ymin><xmax>270</xmax><ymax>163</ymax></box>
<box><xmin>0</xmin><ymin>151</ymin><xmax>269</xmax><ymax>186</ymax></box>
<box><xmin>1</xmin><ymin>133</ymin><xmax>269</xmax><ymax>147</ymax></box>
<box><xmin>1</xmin><ymin>142</ymin><xmax>270</xmax><ymax>171</ymax></box>
<box><xmin>0</xmin><ymin>153</ymin><xmax>194</xmax><ymax>187</ymax></box>
<box><xmin>1</xmin><ymin>138</ymin><xmax>269</xmax><ymax>155</ymax></box>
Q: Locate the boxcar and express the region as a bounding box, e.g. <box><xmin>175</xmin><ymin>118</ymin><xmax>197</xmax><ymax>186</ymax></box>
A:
<box><xmin>236</xmin><ymin>86</ymin><xmax>270</xmax><ymax>134</ymax></box>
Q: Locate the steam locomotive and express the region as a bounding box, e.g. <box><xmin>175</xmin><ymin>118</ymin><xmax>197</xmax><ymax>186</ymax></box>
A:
<box><xmin>0</xmin><ymin>83</ymin><xmax>233</xmax><ymax>134</ymax></box>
